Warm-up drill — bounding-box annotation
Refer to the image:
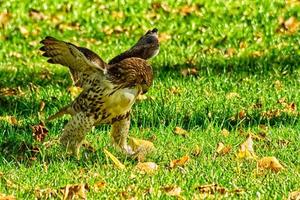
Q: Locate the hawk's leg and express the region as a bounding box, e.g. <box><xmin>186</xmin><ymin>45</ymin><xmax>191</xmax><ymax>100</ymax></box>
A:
<box><xmin>60</xmin><ymin>112</ymin><xmax>94</xmax><ymax>158</ymax></box>
<box><xmin>110</xmin><ymin>116</ymin><xmax>134</xmax><ymax>155</ymax></box>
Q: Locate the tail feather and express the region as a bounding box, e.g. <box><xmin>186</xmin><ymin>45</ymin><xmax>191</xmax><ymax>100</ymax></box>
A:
<box><xmin>47</xmin><ymin>105</ymin><xmax>74</xmax><ymax>121</ymax></box>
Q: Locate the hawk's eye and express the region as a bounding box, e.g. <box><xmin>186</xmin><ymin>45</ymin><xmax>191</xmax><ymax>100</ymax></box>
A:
<box><xmin>146</xmin><ymin>37</ymin><xmax>153</xmax><ymax>44</ymax></box>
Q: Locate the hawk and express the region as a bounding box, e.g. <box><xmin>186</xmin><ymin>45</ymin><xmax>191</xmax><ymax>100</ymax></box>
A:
<box><xmin>40</xmin><ymin>29</ymin><xmax>159</xmax><ymax>157</ymax></box>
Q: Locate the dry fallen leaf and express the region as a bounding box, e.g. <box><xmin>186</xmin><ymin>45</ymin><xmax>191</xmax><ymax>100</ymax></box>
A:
<box><xmin>277</xmin><ymin>16</ymin><xmax>299</xmax><ymax>34</ymax></box>
<box><xmin>158</xmin><ymin>32</ymin><xmax>172</xmax><ymax>42</ymax></box>
<box><xmin>237</xmin><ymin>135</ymin><xmax>257</xmax><ymax>159</ymax></box>
<box><xmin>191</xmin><ymin>145</ymin><xmax>201</xmax><ymax>157</ymax></box>
<box><xmin>103</xmin><ymin>148</ymin><xmax>125</xmax><ymax>170</ymax></box>
<box><xmin>170</xmin><ymin>155</ymin><xmax>190</xmax><ymax>168</ymax></box>
<box><xmin>0</xmin><ymin>11</ymin><xmax>10</xmax><ymax>28</ymax></box>
<box><xmin>19</xmin><ymin>26</ymin><xmax>30</xmax><ymax>38</ymax></box>
<box><xmin>261</xmin><ymin>109</ymin><xmax>281</xmax><ymax>119</ymax></box>
<box><xmin>29</xmin><ymin>9</ymin><xmax>46</xmax><ymax>20</ymax></box>
<box><xmin>0</xmin><ymin>193</ymin><xmax>16</xmax><ymax>200</ymax></box>
<box><xmin>0</xmin><ymin>116</ymin><xmax>19</xmax><ymax>126</ymax></box>
<box><xmin>288</xmin><ymin>190</ymin><xmax>300</xmax><ymax>200</ymax></box>
<box><xmin>135</xmin><ymin>162</ymin><xmax>158</xmax><ymax>174</ymax></box>
<box><xmin>181</xmin><ymin>68</ymin><xmax>198</xmax><ymax>77</ymax></box>
<box><xmin>173</xmin><ymin>126</ymin><xmax>189</xmax><ymax>137</ymax></box>
<box><xmin>31</xmin><ymin>122</ymin><xmax>49</xmax><ymax>142</ymax></box>
<box><xmin>61</xmin><ymin>183</ymin><xmax>89</xmax><ymax>200</ymax></box>
<box><xmin>93</xmin><ymin>181</ymin><xmax>106</xmax><ymax>192</ymax></box>
<box><xmin>225</xmin><ymin>48</ymin><xmax>236</xmax><ymax>57</ymax></box>
<box><xmin>162</xmin><ymin>186</ymin><xmax>182</xmax><ymax>197</ymax></box>
<box><xmin>257</xmin><ymin>156</ymin><xmax>284</xmax><ymax>172</ymax></box>
<box><xmin>216</xmin><ymin>142</ymin><xmax>231</xmax><ymax>156</ymax></box>
<box><xmin>39</xmin><ymin>101</ymin><xmax>46</xmax><ymax>112</ymax></box>
<box><xmin>151</xmin><ymin>2</ymin><xmax>171</xmax><ymax>12</ymax></box>
<box><xmin>35</xmin><ymin>188</ymin><xmax>59</xmax><ymax>200</ymax></box>
<box><xmin>179</xmin><ymin>4</ymin><xmax>199</xmax><ymax>16</ymax></box>
<box><xmin>0</xmin><ymin>87</ymin><xmax>24</xmax><ymax>96</ymax></box>
<box><xmin>195</xmin><ymin>183</ymin><xmax>228</xmax><ymax>195</ymax></box>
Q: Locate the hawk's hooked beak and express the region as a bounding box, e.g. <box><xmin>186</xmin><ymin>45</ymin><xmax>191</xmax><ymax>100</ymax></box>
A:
<box><xmin>141</xmin><ymin>85</ymin><xmax>149</xmax><ymax>94</ymax></box>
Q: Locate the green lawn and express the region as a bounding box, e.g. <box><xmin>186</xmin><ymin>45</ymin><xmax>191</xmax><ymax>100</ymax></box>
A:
<box><xmin>0</xmin><ymin>0</ymin><xmax>300</xmax><ymax>199</ymax></box>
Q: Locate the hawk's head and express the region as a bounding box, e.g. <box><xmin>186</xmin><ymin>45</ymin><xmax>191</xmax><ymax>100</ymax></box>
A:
<box><xmin>134</xmin><ymin>28</ymin><xmax>159</xmax><ymax>59</ymax></box>
<box><xmin>107</xmin><ymin>58</ymin><xmax>153</xmax><ymax>94</ymax></box>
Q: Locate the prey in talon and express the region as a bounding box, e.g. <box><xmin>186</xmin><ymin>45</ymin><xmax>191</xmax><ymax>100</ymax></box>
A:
<box><xmin>40</xmin><ymin>29</ymin><xmax>159</xmax><ymax>158</ymax></box>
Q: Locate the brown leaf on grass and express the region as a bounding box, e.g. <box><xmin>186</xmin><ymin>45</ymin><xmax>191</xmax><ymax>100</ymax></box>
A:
<box><xmin>39</xmin><ymin>101</ymin><xmax>45</xmax><ymax>112</ymax></box>
<box><xmin>283</xmin><ymin>102</ymin><xmax>297</xmax><ymax>114</ymax></box>
<box><xmin>0</xmin><ymin>11</ymin><xmax>10</xmax><ymax>28</ymax></box>
<box><xmin>93</xmin><ymin>181</ymin><xmax>106</xmax><ymax>192</ymax></box>
<box><xmin>158</xmin><ymin>32</ymin><xmax>172</xmax><ymax>42</ymax></box>
<box><xmin>225</xmin><ymin>48</ymin><xmax>236</xmax><ymax>57</ymax></box>
<box><xmin>191</xmin><ymin>145</ymin><xmax>201</xmax><ymax>157</ymax></box>
<box><xmin>0</xmin><ymin>116</ymin><xmax>19</xmax><ymax>126</ymax></box>
<box><xmin>61</xmin><ymin>183</ymin><xmax>89</xmax><ymax>200</ymax></box>
<box><xmin>103</xmin><ymin>148</ymin><xmax>125</xmax><ymax>170</ymax></box>
<box><xmin>35</xmin><ymin>188</ymin><xmax>59</xmax><ymax>199</ymax></box>
<box><xmin>135</xmin><ymin>162</ymin><xmax>158</xmax><ymax>174</ymax></box>
<box><xmin>181</xmin><ymin>68</ymin><xmax>198</xmax><ymax>77</ymax></box>
<box><xmin>221</xmin><ymin>128</ymin><xmax>230</xmax><ymax>137</ymax></box>
<box><xmin>277</xmin><ymin>16</ymin><xmax>299</xmax><ymax>34</ymax></box>
<box><xmin>179</xmin><ymin>4</ymin><xmax>200</xmax><ymax>16</ymax></box>
<box><xmin>168</xmin><ymin>86</ymin><xmax>182</xmax><ymax>95</ymax></box>
<box><xmin>31</xmin><ymin>122</ymin><xmax>49</xmax><ymax>142</ymax></box>
<box><xmin>0</xmin><ymin>193</ymin><xmax>16</xmax><ymax>200</ymax></box>
<box><xmin>257</xmin><ymin>157</ymin><xmax>284</xmax><ymax>172</ymax></box>
<box><xmin>250</xmin><ymin>51</ymin><xmax>264</xmax><ymax>58</ymax></box>
<box><xmin>0</xmin><ymin>87</ymin><xmax>24</xmax><ymax>96</ymax></box>
<box><xmin>170</xmin><ymin>155</ymin><xmax>190</xmax><ymax>168</ymax></box>
<box><xmin>216</xmin><ymin>142</ymin><xmax>231</xmax><ymax>156</ymax></box>
<box><xmin>29</xmin><ymin>9</ymin><xmax>46</xmax><ymax>20</ymax></box>
<box><xmin>19</xmin><ymin>26</ymin><xmax>30</xmax><ymax>38</ymax></box>
<box><xmin>288</xmin><ymin>190</ymin><xmax>300</xmax><ymax>200</ymax></box>
<box><xmin>162</xmin><ymin>186</ymin><xmax>182</xmax><ymax>197</ymax></box>
<box><xmin>231</xmin><ymin>110</ymin><xmax>247</xmax><ymax>121</ymax></box>
<box><xmin>151</xmin><ymin>2</ymin><xmax>171</xmax><ymax>12</ymax></box>
<box><xmin>173</xmin><ymin>126</ymin><xmax>189</xmax><ymax>137</ymax></box>
<box><xmin>237</xmin><ymin>134</ymin><xmax>257</xmax><ymax>159</ymax></box>
<box><xmin>261</xmin><ymin>109</ymin><xmax>281</xmax><ymax>119</ymax></box>
<box><xmin>195</xmin><ymin>183</ymin><xmax>228</xmax><ymax>195</ymax></box>
<box><xmin>239</xmin><ymin>41</ymin><xmax>248</xmax><ymax>49</ymax></box>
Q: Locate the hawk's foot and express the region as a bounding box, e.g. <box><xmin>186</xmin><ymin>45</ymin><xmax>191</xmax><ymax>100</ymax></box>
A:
<box><xmin>128</xmin><ymin>137</ymin><xmax>155</xmax><ymax>161</ymax></box>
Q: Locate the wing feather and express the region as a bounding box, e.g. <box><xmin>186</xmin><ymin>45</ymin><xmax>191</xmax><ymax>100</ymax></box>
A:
<box><xmin>40</xmin><ymin>36</ymin><xmax>108</xmax><ymax>87</ymax></box>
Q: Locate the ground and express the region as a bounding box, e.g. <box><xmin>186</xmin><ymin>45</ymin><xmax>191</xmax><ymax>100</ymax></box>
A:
<box><xmin>0</xmin><ymin>0</ymin><xmax>299</xmax><ymax>199</ymax></box>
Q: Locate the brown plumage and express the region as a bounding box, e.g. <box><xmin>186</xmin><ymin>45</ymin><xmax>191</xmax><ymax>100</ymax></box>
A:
<box><xmin>40</xmin><ymin>30</ymin><xmax>158</xmax><ymax>157</ymax></box>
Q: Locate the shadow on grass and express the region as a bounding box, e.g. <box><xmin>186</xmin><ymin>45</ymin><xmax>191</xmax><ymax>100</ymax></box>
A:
<box><xmin>0</xmin><ymin>50</ymin><xmax>299</xmax><ymax>164</ymax></box>
<box><xmin>156</xmin><ymin>51</ymin><xmax>300</xmax><ymax>79</ymax></box>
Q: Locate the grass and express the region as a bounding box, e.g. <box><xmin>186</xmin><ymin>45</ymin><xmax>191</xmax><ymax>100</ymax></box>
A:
<box><xmin>0</xmin><ymin>0</ymin><xmax>300</xmax><ymax>199</ymax></box>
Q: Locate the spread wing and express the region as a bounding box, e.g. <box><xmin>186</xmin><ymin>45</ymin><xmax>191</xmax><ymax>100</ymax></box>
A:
<box><xmin>40</xmin><ymin>36</ymin><xmax>108</xmax><ymax>87</ymax></box>
<box><xmin>108</xmin><ymin>43</ymin><xmax>159</xmax><ymax>65</ymax></box>
<box><xmin>108</xmin><ymin>28</ymin><xmax>159</xmax><ymax>65</ymax></box>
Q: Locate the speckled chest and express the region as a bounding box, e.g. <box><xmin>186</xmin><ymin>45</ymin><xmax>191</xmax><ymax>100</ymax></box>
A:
<box><xmin>73</xmin><ymin>85</ymin><xmax>140</xmax><ymax>124</ymax></box>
